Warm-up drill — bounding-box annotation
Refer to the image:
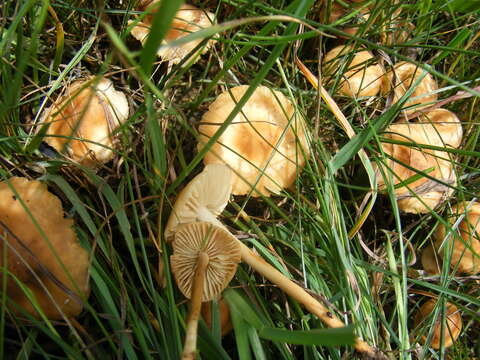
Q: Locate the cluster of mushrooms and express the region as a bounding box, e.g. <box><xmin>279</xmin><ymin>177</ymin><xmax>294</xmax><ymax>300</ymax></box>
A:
<box><xmin>2</xmin><ymin>0</ymin><xmax>477</xmax><ymax>358</ymax></box>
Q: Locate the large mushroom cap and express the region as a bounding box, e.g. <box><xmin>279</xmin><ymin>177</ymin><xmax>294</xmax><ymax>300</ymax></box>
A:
<box><xmin>323</xmin><ymin>45</ymin><xmax>384</xmax><ymax>97</ymax></box>
<box><xmin>38</xmin><ymin>77</ymin><xmax>129</xmax><ymax>167</ymax></box>
<box><xmin>376</xmin><ymin>110</ymin><xmax>462</xmax><ymax>213</ymax></box>
<box><xmin>0</xmin><ymin>177</ymin><xmax>90</xmax><ymax>319</ymax></box>
<box><xmin>434</xmin><ymin>201</ymin><xmax>480</xmax><ymax>274</ymax></box>
<box><xmin>198</xmin><ymin>85</ymin><xmax>310</xmax><ymax>197</ymax></box>
<box><xmin>386</xmin><ymin>61</ymin><xmax>438</xmax><ymax>114</ymax></box>
<box><xmin>130</xmin><ymin>1</ymin><xmax>215</xmax><ymax>65</ymax></box>
<box><xmin>170</xmin><ymin>222</ymin><xmax>241</xmax><ymax>302</ymax></box>
<box><xmin>164</xmin><ymin>164</ymin><xmax>233</xmax><ymax>241</ymax></box>
<box><xmin>414</xmin><ymin>299</ymin><xmax>462</xmax><ymax>349</ymax></box>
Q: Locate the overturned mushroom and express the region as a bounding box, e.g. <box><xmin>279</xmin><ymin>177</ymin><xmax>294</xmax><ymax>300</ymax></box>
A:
<box><xmin>376</xmin><ymin>108</ymin><xmax>462</xmax><ymax>213</ymax></box>
<box><xmin>38</xmin><ymin>77</ymin><xmax>129</xmax><ymax>167</ymax></box>
<box><xmin>434</xmin><ymin>201</ymin><xmax>480</xmax><ymax>274</ymax></box>
<box><xmin>165</xmin><ymin>164</ymin><xmax>380</xmax><ymax>358</ymax></box>
<box><xmin>130</xmin><ymin>1</ymin><xmax>215</xmax><ymax>65</ymax></box>
<box><xmin>0</xmin><ymin>177</ymin><xmax>90</xmax><ymax>319</ymax></box>
<box><xmin>171</xmin><ymin>222</ymin><xmax>241</xmax><ymax>359</ymax></box>
<box><xmin>323</xmin><ymin>45</ymin><xmax>385</xmax><ymax>97</ymax></box>
<box><xmin>385</xmin><ymin>62</ymin><xmax>438</xmax><ymax>114</ymax></box>
<box><xmin>414</xmin><ymin>299</ymin><xmax>462</xmax><ymax>349</ymax></box>
<box><xmin>198</xmin><ymin>85</ymin><xmax>310</xmax><ymax>197</ymax></box>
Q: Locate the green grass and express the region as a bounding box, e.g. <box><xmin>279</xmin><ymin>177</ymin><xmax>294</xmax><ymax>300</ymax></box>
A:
<box><xmin>1</xmin><ymin>0</ymin><xmax>480</xmax><ymax>359</ymax></box>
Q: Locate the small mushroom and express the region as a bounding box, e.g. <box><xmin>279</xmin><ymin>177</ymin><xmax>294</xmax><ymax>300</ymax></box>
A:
<box><xmin>0</xmin><ymin>177</ymin><xmax>90</xmax><ymax>319</ymax></box>
<box><xmin>165</xmin><ymin>164</ymin><xmax>380</xmax><ymax>358</ymax></box>
<box><xmin>171</xmin><ymin>222</ymin><xmax>241</xmax><ymax>360</ymax></box>
<box><xmin>38</xmin><ymin>77</ymin><xmax>129</xmax><ymax>167</ymax></box>
<box><xmin>386</xmin><ymin>62</ymin><xmax>438</xmax><ymax>115</ymax></box>
<box><xmin>421</xmin><ymin>244</ymin><xmax>442</xmax><ymax>275</ymax></box>
<box><xmin>414</xmin><ymin>299</ymin><xmax>462</xmax><ymax>349</ymax></box>
<box><xmin>201</xmin><ymin>297</ymin><xmax>233</xmax><ymax>336</ymax></box>
<box><xmin>130</xmin><ymin>1</ymin><xmax>215</xmax><ymax>65</ymax></box>
<box><xmin>322</xmin><ymin>45</ymin><xmax>385</xmax><ymax>97</ymax></box>
<box><xmin>434</xmin><ymin>201</ymin><xmax>480</xmax><ymax>274</ymax></box>
<box><xmin>376</xmin><ymin>109</ymin><xmax>462</xmax><ymax>213</ymax></box>
<box><xmin>198</xmin><ymin>85</ymin><xmax>310</xmax><ymax>197</ymax></box>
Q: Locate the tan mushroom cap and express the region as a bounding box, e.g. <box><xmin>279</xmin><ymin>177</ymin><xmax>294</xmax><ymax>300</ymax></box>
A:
<box><xmin>421</xmin><ymin>244</ymin><xmax>441</xmax><ymax>275</ymax></box>
<box><xmin>130</xmin><ymin>1</ymin><xmax>215</xmax><ymax>65</ymax></box>
<box><xmin>434</xmin><ymin>201</ymin><xmax>480</xmax><ymax>274</ymax></box>
<box><xmin>164</xmin><ymin>164</ymin><xmax>233</xmax><ymax>241</ymax></box>
<box><xmin>323</xmin><ymin>45</ymin><xmax>384</xmax><ymax>97</ymax></box>
<box><xmin>198</xmin><ymin>85</ymin><xmax>310</xmax><ymax>197</ymax></box>
<box><xmin>386</xmin><ymin>61</ymin><xmax>438</xmax><ymax>114</ymax></box>
<box><xmin>376</xmin><ymin>110</ymin><xmax>462</xmax><ymax>213</ymax></box>
<box><xmin>0</xmin><ymin>177</ymin><xmax>90</xmax><ymax>319</ymax></box>
<box><xmin>38</xmin><ymin>77</ymin><xmax>129</xmax><ymax>167</ymax></box>
<box><xmin>201</xmin><ymin>298</ymin><xmax>233</xmax><ymax>336</ymax></box>
<box><xmin>414</xmin><ymin>299</ymin><xmax>462</xmax><ymax>349</ymax></box>
<box><xmin>170</xmin><ymin>222</ymin><xmax>241</xmax><ymax>302</ymax></box>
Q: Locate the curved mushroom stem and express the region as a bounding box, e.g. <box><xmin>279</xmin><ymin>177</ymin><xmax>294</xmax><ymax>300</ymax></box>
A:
<box><xmin>237</xmin><ymin>242</ymin><xmax>382</xmax><ymax>359</ymax></box>
<box><xmin>182</xmin><ymin>252</ymin><xmax>210</xmax><ymax>360</ymax></box>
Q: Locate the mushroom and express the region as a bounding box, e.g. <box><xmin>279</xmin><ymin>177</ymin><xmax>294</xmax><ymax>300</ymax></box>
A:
<box><xmin>434</xmin><ymin>201</ymin><xmax>480</xmax><ymax>274</ymax></box>
<box><xmin>165</xmin><ymin>164</ymin><xmax>380</xmax><ymax>358</ymax></box>
<box><xmin>385</xmin><ymin>62</ymin><xmax>438</xmax><ymax>115</ymax></box>
<box><xmin>376</xmin><ymin>108</ymin><xmax>462</xmax><ymax>213</ymax></box>
<box><xmin>322</xmin><ymin>45</ymin><xmax>385</xmax><ymax>97</ymax></box>
<box><xmin>38</xmin><ymin>77</ymin><xmax>129</xmax><ymax>167</ymax></box>
<box><xmin>170</xmin><ymin>222</ymin><xmax>241</xmax><ymax>359</ymax></box>
<box><xmin>414</xmin><ymin>299</ymin><xmax>462</xmax><ymax>349</ymax></box>
<box><xmin>130</xmin><ymin>1</ymin><xmax>215</xmax><ymax>65</ymax></box>
<box><xmin>420</xmin><ymin>244</ymin><xmax>441</xmax><ymax>275</ymax></box>
<box><xmin>0</xmin><ymin>177</ymin><xmax>90</xmax><ymax>319</ymax></box>
<box><xmin>201</xmin><ymin>297</ymin><xmax>233</xmax><ymax>336</ymax></box>
<box><xmin>197</xmin><ymin>85</ymin><xmax>310</xmax><ymax>197</ymax></box>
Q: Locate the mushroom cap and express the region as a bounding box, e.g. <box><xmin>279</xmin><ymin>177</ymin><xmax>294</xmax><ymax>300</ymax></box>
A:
<box><xmin>418</xmin><ymin>109</ymin><xmax>463</xmax><ymax>149</ymax></box>
<box><xmin>376</xmin><ymin>112</ymin><xmax>461</xmax><ymax>213</ymax></box>
<box><xmin>421</xmin><ymin>244</ymin><xmax>441</xmax><ymax>275</ymax></box>
<box><xmin>323</xmin><ymin>45</ymin><xmax>384</xmax><ymax>97</ymax></box>
<box><xmin>434</xmin><ymin>201</ymin><xmax>480</xmax><ymax>274</ymax></box>
<box><xmin>164</xmin><ymin>164</ymin><xmax>233</xmax><ymax>241</ymax></box>
<box><xmin>386</xmin><ymin>61</ymin><xmax>438</xmax><ymax>114</ymax></box>
<box><xmin>0</xmin><ymin>177</ymin><xmax>90</xmax><ymax>319</ymax></box>
<box><xmin>130</xmin><ymin>1</ymin><xmax>215</xmax><ymax>65</ymax></box>
<box><xmin>414</xmin><ymin>299</ymin><xmax>462</xmax><ymax>349</ymax></box>
<box><xmin>201</xmin><ymin>298</ymin><xmax>233</xmax><ymax>336</ymax></box>
<box><xmin>198</xmin><ymin>85</ymin><xmax>310</xmax><ymax>197</ymax></box>
<box><xmin>38</xmin><ymin>77</ymin><xmax>129</xmax><ymax>167</ymax></box>
<box><xmin>170</xmin><ymin>222</ymin><xmax>241</xmax><ymax>302</ymax></box>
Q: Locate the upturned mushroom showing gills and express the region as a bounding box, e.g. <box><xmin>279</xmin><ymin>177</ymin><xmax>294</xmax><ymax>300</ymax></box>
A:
<box><xmin>434</xmin><ymin>201</ymin><xmax>480</xmax><ymax>274</ymax></box>
<box><xmin>385</xmin><ymin>61</ymin><xmax>438</xmax><ymax>115</ymax></box>
<box><xmin>376</xmin><ymin>108</ymin><xmax>463</xmax><ymax>213</ymax></box>
<box><xmin>198</xmin><ymin>85</ymin><xmax>310</xmax><ymax>197</ymax></box>
<box><xmin>38</xmin><ymin>77</ymin><xmax>129</xmax><ymax>167</ymax></box>
<box><xmin>414</xmin><ymin>299</ymin><xmax>462</xmax><ymax>349</ymax></box>
<box><xmin>322</xmin><ymin>45</ymin><xmax>384</xmax><ymax>98</ymax></box>
<box><xmin>130</xmin><ymin>1</ymin><xmax>215</xmax><ymax>65</ymax></box>
<box><xmin>165</xmin><ymin>165</ymin><xmax>380</xmax><ymax>358</ymax></box>
<box><xmin>0</xmin><ymin>177</ymin><xmax>90</xmax><ymax>319</ymax></box>
<box><xmin>171</xmin><ymin>222</ymin><xmax>241</xmax><ymax>360</ymax></box>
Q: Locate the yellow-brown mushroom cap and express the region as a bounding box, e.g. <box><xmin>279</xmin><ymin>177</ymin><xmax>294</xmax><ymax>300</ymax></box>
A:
<box><xmin>386</xmin><ymin>61</ymin><xmax>438</xmax><ymax>114</ymax></box>
<box><xmin>414</xmin><ymin>299</ymin><xmax>462</xmax><ymax>349</ymax></box>
<box><xmin>421</xmin><ymin>244</ymin><xmax>442</xmax><ymax>275</ymax></box>
<box><xmin>0</xmin><ymin>177</ymin><xmax>90</xmax><ymax>319</ymax></box>
<box><xmin>170</xmin><ymin>222</ymin><xmax>241</xmax><ymax>302</ymax></box>
<box><xmin>323</xmin><ymin>45</ymin><xmax>384</xmax><ymax>97</ymax></box>
<box><xmin>38</xmin><ymin>77</ymin><xmax>129</xmax><ymax>167</ymax></box>
<box><xmin>376</xmin><ymin>111</ymin><xmax>461</xmax><ymax>213</ymax></box>
<box><xmin>130</xmin><ymin>1</ymin><xmax>215</xmax><ymax>65</ymax></box>
<box><xmin>164</xmin><ymin>164</ymin><xmax>233</xmax><ymax>241</ymax></box>
<box><xmin>198</xmin><ymin>85</ymin><xmax>310</xmax><ymax>197</ymax></box>
<box><xmin>434</xmin><ymin>201</ymin><xmax>480</xmax><ymax>274</ymax></box>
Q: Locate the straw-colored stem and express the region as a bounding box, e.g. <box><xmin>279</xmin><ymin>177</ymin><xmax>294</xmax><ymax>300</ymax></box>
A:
<box><xmin>182</xmin><ymin>252</ymin><xmax>210</xmax><ymax>360</ymax></box>
<box><xmin>237</xmin><ymin>241</ymin><xmax>380</xmax><ymax>358</ymax></box>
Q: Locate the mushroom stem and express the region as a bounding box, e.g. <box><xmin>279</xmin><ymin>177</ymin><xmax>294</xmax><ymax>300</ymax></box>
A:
<box><xmin>237</xmin><ymin>242</ymin><xmax>380</xmax><ymax>358</ymax></box>
<box><xmin>182</xmin><ymin>252</ymin><xmax>210</xmax><ymax>360</ymax></box>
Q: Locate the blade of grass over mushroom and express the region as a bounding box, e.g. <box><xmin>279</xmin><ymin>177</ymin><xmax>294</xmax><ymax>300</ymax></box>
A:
<box><xmin>138</xmin><ymin>0</ymin><xmax>181</xmax><ymax>76</ymax></box>
<box><xmin>258</xmin><ymin>327</ymin><xmax>355</xmax><ymax>347</ymax></box>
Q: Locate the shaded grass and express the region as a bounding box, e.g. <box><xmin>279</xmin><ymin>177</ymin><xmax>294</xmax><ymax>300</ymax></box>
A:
<box><xmin>0</xmin><ymin>0</ymin><xmax>479</xmax><ymax>359</ymax></box>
